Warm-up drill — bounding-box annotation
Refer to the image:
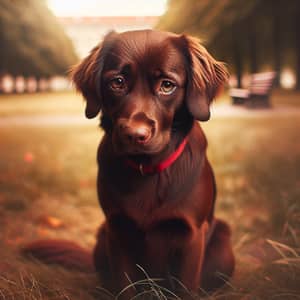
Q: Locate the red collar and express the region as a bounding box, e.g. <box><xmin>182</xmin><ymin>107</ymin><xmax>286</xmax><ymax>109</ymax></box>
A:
<box><xmin>124</xmin><ymin>137</ymin><xmax>188</xmax><ymax>175</ymax></box>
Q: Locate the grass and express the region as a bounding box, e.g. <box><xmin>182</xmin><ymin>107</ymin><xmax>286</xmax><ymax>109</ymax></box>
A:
<box><xmin>0</xmin><ymin>90</ymin><xmax>299</xmax><ymax>299</ymax></box>
<box><xmin>0</xmin><ymin>91</ymin><xmax>85</xmax><ymax>116</ymax></box>
<box><xmin>271</xmin><ymin>89</ymin><xmax>300</xmax><ymax>108</ymax></box>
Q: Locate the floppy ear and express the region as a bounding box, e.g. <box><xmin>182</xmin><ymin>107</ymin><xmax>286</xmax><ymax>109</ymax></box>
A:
<box><xmin>181</xmin><ymin>35</ymin><xmax>229</xmax><ymax>121</ymax></box>
<box><xmin>70</xmin><ymin>31</ymin><xmax>116</xmax><ymax>119</ymax></box>
<box><xmin>70</xmin><ymin>45</ymin><xmax>103</xmax><ymax>118</ymax></box>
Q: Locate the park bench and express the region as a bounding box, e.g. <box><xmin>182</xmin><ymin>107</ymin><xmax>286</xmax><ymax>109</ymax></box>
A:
<box><xmin>229</xmin><ymin>72</ymin><xmax>277</xmax><ymax>107</ymax></box>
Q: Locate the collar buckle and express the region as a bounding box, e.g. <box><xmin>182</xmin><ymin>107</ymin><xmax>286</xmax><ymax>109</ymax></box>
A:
<box><xmin>139</xmin><ymin>164</ymin><xmax>144</xmax><ymax>176</ymax></box>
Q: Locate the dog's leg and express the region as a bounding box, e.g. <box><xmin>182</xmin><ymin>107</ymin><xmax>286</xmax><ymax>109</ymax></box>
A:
<box><xmin>178</xmin><ymin>222</ymin><xmax>208</xmax><ymax>293</ymax></box>
<box><xmin>93</xmin><ymin>223</ymin><xmax>113</xmax><ymax>290</ymax></box>
<box><xmin>200</xmin><ymin>218</ymin><xmax>235</xmax><ymax>291</ymax></box>
<box><xmin>94</xmin><ymin>222</ymin><xmax>141</xmax><ymax>299</ymax></box>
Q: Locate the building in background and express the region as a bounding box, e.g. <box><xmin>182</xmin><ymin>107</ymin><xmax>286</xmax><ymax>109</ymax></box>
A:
<box><xmin>58</xmin><ymin>16</ymin><xmax>158</xmax><ymax>58</ymax></box>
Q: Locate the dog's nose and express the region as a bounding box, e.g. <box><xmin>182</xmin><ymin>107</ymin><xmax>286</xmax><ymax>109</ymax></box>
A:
<box><xmin>122</xmin><ymin>125</ymin><xmax>151</xmax><ymax>144</ymax></box>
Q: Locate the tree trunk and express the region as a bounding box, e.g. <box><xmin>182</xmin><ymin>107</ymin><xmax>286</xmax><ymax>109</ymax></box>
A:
<box><xmin>248</xmin><ymin>21</ymin><xmax>258</xmax><ymax>74</ymax></box>
<box><xmin>295</xmin><ymin>10</ymin><xmax>300</xmax><ymax>90</ymax></box>
<box><xmin>273</xmin><ymin>3</ymin><xmax>282</xmax><ymax>87</ymax></box>
<box><xmin>232</xmin><ymin>25</ymin><xmax>243</xmax><ymax>88</ymax></box>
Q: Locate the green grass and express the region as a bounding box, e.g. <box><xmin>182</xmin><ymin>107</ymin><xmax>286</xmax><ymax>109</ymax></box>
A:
<box><xmin>0</xmin><ymin>91</ymin><xmax>299</xmax><ymax>299</ymax></box>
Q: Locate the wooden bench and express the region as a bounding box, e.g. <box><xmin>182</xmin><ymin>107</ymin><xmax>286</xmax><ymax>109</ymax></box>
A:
<box><xmin>229</xmin><ymin>72</ymin><xmax>277</xmax><ymax>107</ymax></box>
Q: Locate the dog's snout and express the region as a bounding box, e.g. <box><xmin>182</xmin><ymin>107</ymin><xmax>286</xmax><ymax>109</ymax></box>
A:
<box><xmin>118</xmin><ymin>112</ymin><xmax>156</xmax><ymax>146</ymax></box>
<box><xmin>121</xmin><ymin>124</ymin><xmax>152</xmax><ymax>145</ymax></box>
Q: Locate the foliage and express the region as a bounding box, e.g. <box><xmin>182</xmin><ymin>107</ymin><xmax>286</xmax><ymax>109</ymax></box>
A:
<box><xmin>156</xmin><ymin>0</ymin><xmax>300</xmax><ymax>87</ymax></box>
<box><xmin>156</xmin><ymin>0</ymin><xmax>259</xmax><ymax>43</ymax></box>
<box><xmin>0</xmin><ymin>0</ymin><xmax>78</xmax><ymax>77</ymax></box>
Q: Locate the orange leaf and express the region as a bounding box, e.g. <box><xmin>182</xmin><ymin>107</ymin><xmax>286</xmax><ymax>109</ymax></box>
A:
<box><xmin>24</xmin><ymin>152</ymin><xmax>35</xmax><ymax>163</ymax></box>
<box><xmin>39</xmin><ymin>216</ymin><xmax>64</xmax><ymax>229</ymax></box>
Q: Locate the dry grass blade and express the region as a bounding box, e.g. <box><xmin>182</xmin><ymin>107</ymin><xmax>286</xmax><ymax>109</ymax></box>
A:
<box><xmin>271</xmin><ymin>293</ymin><xmax>300</xmax><ymax>299</ymax></box>
<box><xmin>273</xmin><ymin>257</ymin><xmax>300</xmax><ymax>266</ymax></box>
<box><xmin>116</xmin><ymin>279</ymin><xmax>160</xmax><ymax>299</ymax></box>
<box><xmin>215</xmin><ymin>272</ymin><xmax>236</xmax><ymax>290</ymax></box>
<box><xmin>135</xmin><ymin>266</ymin><xmax>182</xmax><ymax>299</ymax></box>
<box><xmin>169</xmin><ymin>276</ymin><xmax>196</xmax><ymax>298</ymax></box>
<box><xmin>135</xmin><ymin>265</ymin><xmax>167</xmax><ymax>299</ymax></box>
<box><xmin>266</xmin><ymin>239</ymin><xmax>299</xmax><ymax>258</ymax></box>
<box><xmin>117</xmin><ymin>265</ymin><xmax>183</xmax><ymax>300</ymax></box>
<box><xmin>94</xmin><ymin>285</ymin><xmax>115</xmax><ymax>298</ymax></box>
<box><xmin>286</xmin><ymin>224</ymin><xmax>299</xmax><ymax>245</ymax></box>
<box><xmin>125</xmin><ymin>272</ymin><xmax>138</xmax><ymax>292</ymax></box>
<box><xmin>117</xmin><ymin>278</ymin><xmax>175</xmax><ymax>300</ymax></box>
<box><xmin>129</xmin><ymin>289</ymin><xmax>157</xmax><ymax>300</ymax></box>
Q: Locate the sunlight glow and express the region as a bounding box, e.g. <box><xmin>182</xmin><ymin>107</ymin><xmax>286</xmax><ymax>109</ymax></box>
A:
<box><xmin>280</xmin><ymin>69</ymin><xmax>296</xmax><ymax>89</ymax></box>
<box><xmin>47</xmin><ymin>0</ymin><xmax>167</xmax><ymax>17</ymax></box>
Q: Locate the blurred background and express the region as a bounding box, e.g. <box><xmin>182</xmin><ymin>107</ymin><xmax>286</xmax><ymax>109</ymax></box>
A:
<box><xmin>0</xmin><ymin>0</ymin><xmax>166</xmax><ymax>92</ymax></box>
<box><xmin>1</xmin><ymin>0</ymin><xmax>300</xmax><ymax>92</ymax></box>
<box><xmin>0</xmin><ymin>1</ymin><xmax>299</xmax><ymax>299</ymax></box>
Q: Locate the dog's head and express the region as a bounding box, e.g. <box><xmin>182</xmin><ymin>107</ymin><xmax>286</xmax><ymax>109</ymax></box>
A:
<box><xmin>71</xmin><ymin>30</ymin><xmax>228</xmax><ymax>155</ymax></box>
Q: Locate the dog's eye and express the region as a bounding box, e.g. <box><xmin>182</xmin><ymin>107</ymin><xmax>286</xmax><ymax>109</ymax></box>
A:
<box><xmin>110</xmin><ymin>77</ymin><xmax>125</xmax><ymax>90</ymax></box>
<box><xmin>159</xmin><ymin>80</ymin><xmax>176</xmax><ymax>95</ymax></box>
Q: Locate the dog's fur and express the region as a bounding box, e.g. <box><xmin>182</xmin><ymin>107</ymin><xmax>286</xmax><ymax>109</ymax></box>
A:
<box><xmin>24</xmin><ymin>30</ymin><xmax>234</xmax><ymax>297</ymax></box>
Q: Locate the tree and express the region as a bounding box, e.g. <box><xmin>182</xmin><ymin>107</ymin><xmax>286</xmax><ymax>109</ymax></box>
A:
<box><xmin>156</xmin><ymin>0</ymin><xmax>300</xmax><ymax>90</ymax></box>
<box><xmin>0</xmin><ymin>0</ymin><xmax>78</xmax><ymax>77</ymax></box>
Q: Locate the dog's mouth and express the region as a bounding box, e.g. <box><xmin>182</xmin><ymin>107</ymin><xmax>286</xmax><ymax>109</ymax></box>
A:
<box><xmin>110</xmin><ymin>116</ymin><xmax>170</xmax><ymax>156</ymax></box>
<box><xmin>112</xmin><ymin>130</ymin><xmax>169</xmax><ymax>156</ymax></box>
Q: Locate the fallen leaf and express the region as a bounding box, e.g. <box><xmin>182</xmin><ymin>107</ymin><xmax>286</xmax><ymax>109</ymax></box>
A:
<box><xmin>24</xmin><ymin>152</ymin><xmax>35</xmax><ymax>163</ymax></box>
<box><xmin>39</xmin><ymin>216</ymin><xmax>64</xmax><ymax>229</ymax></box>
<box><xmin>37</xmin><ymin>227</ymin><xmax>51</xmax><ymax>237</ymax></box>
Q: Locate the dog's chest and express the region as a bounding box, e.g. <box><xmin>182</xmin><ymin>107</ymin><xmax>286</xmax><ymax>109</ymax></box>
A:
<box><xmin>101</xmin><ymin>167</ymin><xmax>194</xmax><ymax>228</ymax></box>
<box><xmin>97</xmin><ymin>132</ymin><xmax>207</xmax><ymax>229</ymax></box>
<box><xmin>99</xmin><ymin>170</ymin><xmax>167</xmax><ymax>218</ymax></box>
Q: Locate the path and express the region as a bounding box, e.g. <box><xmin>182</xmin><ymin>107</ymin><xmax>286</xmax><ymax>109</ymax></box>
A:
<box><xmin>0</xmin><ymin>104</ymin><xmax>300</xmax><ymax>127</ymax></box>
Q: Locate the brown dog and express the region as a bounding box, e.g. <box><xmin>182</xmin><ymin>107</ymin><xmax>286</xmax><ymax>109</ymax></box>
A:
<box><xmin>25</xmin><ymin>30</ymin><xmax>234</xmax><ymax>297</ymax></box>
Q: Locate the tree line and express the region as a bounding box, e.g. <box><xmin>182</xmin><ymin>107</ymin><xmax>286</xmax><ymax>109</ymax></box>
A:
<box><xmin>0</xmin><ymin>0</ymin><xmax>78</xmax><ymax>78</ymax></box>
<box><xmin>157</xmin><ymin>0</ymin><xmax>300</xmax><ymax>90</ymax></box>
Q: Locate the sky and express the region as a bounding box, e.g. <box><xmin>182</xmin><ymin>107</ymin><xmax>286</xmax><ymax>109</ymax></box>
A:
<box><xmin>47</xmin><ymin>0</ymin><xmax>168</xmax><ymax>17</ymax></box>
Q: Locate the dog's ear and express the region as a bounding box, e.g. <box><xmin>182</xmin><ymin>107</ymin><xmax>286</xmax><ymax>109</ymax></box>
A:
<box><xmin>70</xmin><ymin>31</ymin><xmax>115</xmax><ymax>119</ymax></box>
<box><xmin>71</xmin><ymin>44</ymin><xmax>102</xmax><ymax>118</ymax></box>
<box><xmin>180</xmin><ymin>35</ymin><xmax>229</xmax><ymax>121</ymax></box>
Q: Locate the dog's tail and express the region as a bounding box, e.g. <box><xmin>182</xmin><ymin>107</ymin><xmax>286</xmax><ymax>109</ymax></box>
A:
<box><xmin>22</xmin><ymin>239</ymin><xmax>94</xmax><ymax>272</ymax></box>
